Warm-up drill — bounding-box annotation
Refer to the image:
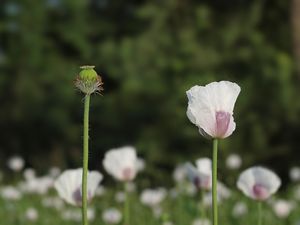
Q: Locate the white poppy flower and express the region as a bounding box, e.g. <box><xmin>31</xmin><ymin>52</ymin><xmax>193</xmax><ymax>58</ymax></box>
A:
<box><xmin>152</xmin><ymin>206</ymin><xmax>162</xmax><ymax>218</ymax></box>
<box><xmin>185</xmin><ymin>158</ymin><xmax>212</xmax><ymax>190</ymax></box>
<box><xmin>42</xmin><ymin>196</ymin><xmax>64</xmax><ymax>210</ymax></box>
<box><xmin>272</xmin><ymin>199</ymin><xmax>294</xmax><ymax>218</ymax></box>
<box><xmin>202</xmin><ymin>182</ymin><xmax>231</xmax><ymax>207</ymax></box>
<box><xmin>25</xmin><ymin>207</ymin><xmax>38</xmax><ymax>221</ymax></box>
<box><xmin>62</xmin><ymin>208</ymin><xmax>95</xmax><ymax>221</ymax></box>
<box><xmin>289</xmin><ymin>167</ymin><xmax>300</xmax><ymax>182</ymax></box>
<box><xmin>163</xmin><ymin>222</ymin><xmax>174</xmax><ymax>225</ymax></box>
<box><xmin>140</xmin><ymin>188</ymin><xmax>167</xmax><ymax>207</ymax></box>
<box><xmin>185</xmin><ymin>183</ymin><xmax>197</xmax><ymax>196</ymax></box>
<box><xmin>103</xmin><ymin>146</ymin><xmax>138</xmax><ymax>182</ymax></box>
<box><xmin>136</xmin><ymin>158</ymin><xmax>146</xmax><ymax>172</ymax></box>
<box><xmin>226</xmin><ymin>154</ymin><xmax>242</xmax><ymax>169</ymax></box>
<box><xmin>20</xmin><ymin>175</ymin><xmax>54</xmax><ymax>195</ymax></box>
<box><xmin>95</xmin><ymin>185</ymin><xmax>106</xmax><ymax>197</ymax></box>
<box><xmin>173</xmin><ymin>164</ymin><xmax>187</xmax><ymax>183</ymax></box>
<box><xmin>1</xmin><ymin>186</ymin><xmax>22</xmax><ymax>200</ymax></box>
<box><xmin>237</xmin><ymin>166</ymin><xmax>281</xmax><ymax>201</ymax></box>
<box><xmin>186</xmin><ymin>81</ymin><xmax>241</xmax><ymax>139</ymax></box>
<box><xmin>115</xmin><ymin>191</ymin><xmax>126</xmax><ymax>203</ymax></box>
<box><xmin>232</xmin><ymin>201</ymin><xmax>248</xmax><ymax>217</ymax></box>
<box><xmin>49</xmin><ymin>167</ymin><xmax>61</xmax><ymax>178</ymax></box>
<box><xmin>23</xmin><ymin>168</ymin><xmax>36</xmax><ymax>181</ymax></box>
<box><xmin>54</xmin><ymin>168</ymin><xmax>102</xmax><ymax>206</ymax></box>
<box><xmin>217</xmin><ymin>181</ymin><xmax>231</xmax><ymax>200</ymax></box>
<box><xmin>192</xmin><ymin>218</ymin><xmax>211</xmax><ymax>225</ymax></box>
<box><xmin>7</xmin><ymin>156</ymin><xmax>25</xmax><ymax>172</ymax></box>
<box><xmin>102</xmin><ymin>208</ymin><xmax>122</xmax><ymax>224</ymax></box>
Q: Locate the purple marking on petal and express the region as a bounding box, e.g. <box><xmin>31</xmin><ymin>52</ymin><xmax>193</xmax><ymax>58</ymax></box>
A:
<box><xmin>253</xmin><ymin>184</ymin><xmax>269</xmax><ymax>200</ymax></box>
<box><xmin>72</xmin><ymin>187</ymin><xmax>92</xmax><ymax>205</ymax></box>
<box><xmin>122</xmin><ymin>167</ymin><xmax>133</xmax><ymax>181</ymax></box>
<box><xmin>193</xmin><ymin>176</ymin><xmax>211</xmax><ymax>190</ymax></box>
<box><xmin>72</xmin><ymin>187</ymin><xmax>82</xmax><ymax>205</ymax></box>
<box><xmin>215</xmin><ymin>111</ymin><xmax>231</xmax><ymax>138</ymax></box>
<box><xmin>193</xmin><ymin>177</ymin><xmax>201</xmax><ymax>188</ymax></box>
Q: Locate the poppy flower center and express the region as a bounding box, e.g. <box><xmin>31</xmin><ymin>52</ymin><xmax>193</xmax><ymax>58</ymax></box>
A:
<box><xmin>253</xmin><ymin>184</ymin><xmax>268</xmax><ymax>200</ymax></box>
<box><xmin>193</xmin><ymin>176</ymin><xmax>210</xmax><ymax>190</ymax></box>
<box><xmin>122</xmin><ymin>167</ymin><xmax>133</xmax><ymax>181</ymax></box>
<box><xmin>215</xmin><ymin>111</ymin><xmax>230</xmax><ymax>138</ymax></box>
<box><xmin>73</xmin><ymin>187</ymin><xmax>92</xmax><ymax>205</ymax></box>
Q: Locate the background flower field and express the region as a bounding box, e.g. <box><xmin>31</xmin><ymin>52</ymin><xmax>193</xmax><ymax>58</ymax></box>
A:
<box><xmin>1</xmin><ymin>0</ymin><xmax>300</xmax><ymax>224</ymax></box>
<box><xmin>1</xmin><ymin>163</ymin><xmax>300</xmax><ymax>225</ymax></box>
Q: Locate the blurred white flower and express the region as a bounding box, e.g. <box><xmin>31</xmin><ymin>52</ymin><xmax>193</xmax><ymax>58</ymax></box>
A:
<box><xmin>103</xmin><ymin>146</ymin><xmax>138</xmax><ymax>182</ymax></box>
<box><xmin>232</xmin><ymin>201</ymin><xmax>248</xmax><ymax>217</ymax></box>
<box><xmin>185</xmin><ymin>183</ymin><xmax>197</xmax><ymax>196</ymax></box>
<box><xmin>152</xmin><ymin>206</ymin><xmax>163</xmax><ymax>218</ymax></box>
<box><xmin>87</xmin><ymin>208</ymin><xmax>96</xmax><ymax>221</ymax></box>
<box><xmin>42</xmin><ymin>196</ymin><xmax>64</xmax><ymax>210</ymax></box>
<box><xmin>217</xmin><ymin>182</ymin><xmax>231</xmax><ymax>200</ymax></box>
<box><xmin>23</xmin><ymin>168</ymin><xmax>36</xmax><ymax>181</ymax></box>
<box><xmin>272</xmin><ymin>199</ymin><xmax>294</xmax><ymax>218</ymax></box>
<box><xmin>115</xmin><ymin>191</ymin><xmax>126</xmax><ymax>203</ymax></box>
<box><xmin>290</xmin><ymin>167</ymin><xmax>300</xmax><ymax>182</ymax></box>
<box><xmin>8</xmin><ymin>156</ymin><xmax>24</xmax><ymax>172</ymax></box>
<box><xmin>237</xmin><ymin>166</ymin><xmax>281</xmax><ymax>201</ymax></box>
<box><xmin>102</xmin><ymin>208</ymin><xmax>122</xmax><ymax>224</ymax></box>
<box><xmin>125</xmin><ymin>182</ymin><xmax>136</xmax><ymax>192</ymax></box>
<box><xmin>202</xmin><ymin>182</ymin><xmax>231</xmax><ymax>207</ymax></box>
<box><xmin>186</xmin><ymin>81</ymin><xmax>240</xmax><ymax>139</ymax></box>
<box><xmin>202</xmin><ymin>192</ymin><xmax>213</xmax><ymax>207</ymax></box>
<box><xmin>62</xmin><ymin>208</ymin><xmax>95</xmax><ymax>222</ymax></box>
<box><xmin>1</xmin><ymin>186</ymin><xmax>22</xmax><ymax>200</ymax></box>
<box><xmin>136</xmin><ymin>157</ymin><xmax>146</xmax><ymax>172</ymax></box>
<box><xmin>20</xmin><ymin>176</ymin><xmax>54</xmax><ymax>195</ymax></box>
<box><xmin>25</xmin><ymin>207</ymin><xmax>38</xmax><ymax>221</ymax></box>
<box><xmin>95</xmin><ymin>185</ymin><xmax>106</xmax><ymax>197</ymax></box>
<box><xmin>61</xmin><ymin>209</ymin><xmax>81</xmax><ymax>222</ymax></box>
<box><xmin>140</xmin><ymin>188</ymin><xmax>167</xmax><ymax>207</ymax></box>
<box><xmin>173</xmin><ymin>164</ymin><xmax>187</xmax><ymax>183</ymax></box>
<box><xmin>196</xmin><ymin>158</ymin><xmax>212</xmax><ymax>175</ymax></box>
<box><xmin>192</xmin><ymin>218</ymin><xmax>211</xmax><ymax>225</ymax></box>
<box><xmin>54</xmin><ymin>168</ymin><xmax>102</xmax><ymax>206</ymax></box>
<box><xmin>185</xmin><ymin>158</ymin><xmax>212</xmax><ymax>190</ymax></box>
<box><xmin>49</xmin><ymin>167</ymin><xmax>61</xmax><ymax>178</ymax></box>
<box><xmin>163</xmin><ymin>222</ymin><xmax>174</xmax><ymax>225</ymax></box>
<box><xmin>226</xmin><ymin>154</ymin><xmax>242</xmax><ymax>169</ymax></box>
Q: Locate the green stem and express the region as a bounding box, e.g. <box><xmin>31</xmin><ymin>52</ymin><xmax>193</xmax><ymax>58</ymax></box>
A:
<box><xmin>124</xmin><ymin>183</ymin><xmax>130</xmax><ymax>225</ymax></box>
<box><xmin>82</xmin><ymin>94</ymin><xmax>90</xmax><ymax>225</ymax></box>
<box><xmin>212</xmin><ymin>139</ymin><xmax>218</xmax><ymax>225</ymax></box>
<box><xmin>258</xmin><ymin>202</ymin><xmax>262</xmax><ymax>225</ymax></box>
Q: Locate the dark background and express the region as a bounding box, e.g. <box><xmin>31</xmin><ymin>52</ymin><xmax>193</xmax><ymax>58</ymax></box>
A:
<box><xmin>0</xmin><ymin>0</ymin><xmax>300</xmax><ymax>185</ymax></box>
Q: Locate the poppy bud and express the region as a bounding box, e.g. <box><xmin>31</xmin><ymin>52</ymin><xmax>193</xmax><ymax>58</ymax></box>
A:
<box><xmin>75</xmin><ymin>65</ymin><xmax>103</xmax><ymax>95</ymax></box>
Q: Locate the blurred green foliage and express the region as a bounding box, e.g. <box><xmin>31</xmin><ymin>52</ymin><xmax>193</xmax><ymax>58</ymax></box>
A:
<box><xmin>0</xmin><ymin>0</ymin><xmax>299</xmax><ymax>184</ymax></box>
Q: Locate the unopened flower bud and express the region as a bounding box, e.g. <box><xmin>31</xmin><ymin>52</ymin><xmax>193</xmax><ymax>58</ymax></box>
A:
<box><xmin>75</xmin><ymin>65</ymin><xmax>103</xmax><ymax>95</ymax></box>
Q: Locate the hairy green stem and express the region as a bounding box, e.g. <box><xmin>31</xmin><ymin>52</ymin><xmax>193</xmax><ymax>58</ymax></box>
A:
<box><xmin>258</xmin><ymin>202</ymin><xmax>262</xmax><ymax>225</ymax></box>
<box><xmin>212</xmin><ymin>139</ymin><xmax>218</xmax><ymax>225</ymax></box>
<box><xmin>82</xmin><ymin>94</ymin><xmax>90</xmax><ymax>225</ymax></box>
<box><xmin>124</xmin><ymin>183</ymin><xmax>130</xmax><ymax>225</ymax></box>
